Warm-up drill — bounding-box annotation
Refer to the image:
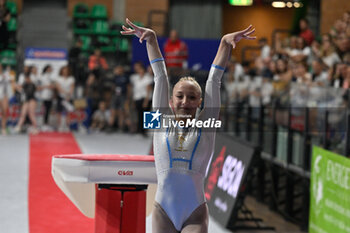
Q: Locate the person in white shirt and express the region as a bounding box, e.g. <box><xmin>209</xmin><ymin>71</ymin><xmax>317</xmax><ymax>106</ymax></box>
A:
<box><xmin>224</xmin><ymin>61</ymin><xmax>250</xmax><ymax>107</ymax></box>
<box><xmin>129</xmin><ymin>61</ymin><xmax>153</xmax><ymax>135</ymax></box>
<box><xmin>320</xmin><ymin>34</ymin><xmax>341</xmax><ymax>68</ymax></box>
<box><xmin>17</xmin><ymin>65</ymin><xmax>31</xmax><ymax>86</ymax></box>
<box><xmin>311</xmin><ymin>58</ymin><xmax>329</xmax><ymax>86</ymax></box>
<box><xmin>0</xmin><ymin>64</ymin><xmax>14</xmax><ymax>135</ymax></box>
<box><xmin>289</xmin><ymin>37</ymin><xmax>311</xmax><ymax>64</ymax></box>
<box><xmin>54</xmin><ymin>66</ymin><xmax>75</xmax><ymax>131</ymax></box>
<box><xmin>259</xmin><ymin>37</ymin><xmax>271</xmax><ymax>60</ymax></box>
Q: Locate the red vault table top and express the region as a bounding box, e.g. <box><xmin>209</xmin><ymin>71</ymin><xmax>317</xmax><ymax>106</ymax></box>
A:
<box><xmin>51</xmin><ymin>154</ymin><xmax>157</xmax><ymax>218</ymax></box>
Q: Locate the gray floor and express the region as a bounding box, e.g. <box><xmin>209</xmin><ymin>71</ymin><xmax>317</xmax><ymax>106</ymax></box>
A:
<box><xmin>0</xmin><ymin>132</ymin><xmax>304</xmax><ymax>233</ymax></box>
<box><xmin>0</xmin><ymin>135</ymin><xmax>29</xmax><ymax>233</ymax></box>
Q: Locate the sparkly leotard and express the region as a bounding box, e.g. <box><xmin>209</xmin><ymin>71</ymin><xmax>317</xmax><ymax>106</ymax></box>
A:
<box><xmin>151</xmin><ymin>58</ymin><xmax>224</xmax><ymax>231</ymax></box>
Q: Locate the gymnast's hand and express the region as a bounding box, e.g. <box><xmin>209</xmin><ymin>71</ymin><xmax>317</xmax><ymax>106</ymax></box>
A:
<box><xmin>222</xmin><ymin>25</ymin><xmax>256</xmax><ymax>49</ymax></box>
<box><xmin>121</xmin><ymin>18</ymin><xmax>156</xmax><ymax>43</ymax></box>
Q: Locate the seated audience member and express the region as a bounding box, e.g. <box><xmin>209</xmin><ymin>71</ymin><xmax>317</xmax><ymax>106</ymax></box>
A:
<box><xmin>91</xmin><ymin>100</ymin><xmax>110</xmax><ymax>132</ymax></box>
<box><xmin>108</xmin><ymin>65</ymin><xmax>130</xmax><ymax>131</ymax></box>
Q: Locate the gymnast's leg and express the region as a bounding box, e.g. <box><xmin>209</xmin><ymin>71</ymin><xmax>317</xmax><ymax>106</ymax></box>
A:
<box><xmin>181</xmin><ymin>203</ymin><xmax>208</xmax><ymax>233</ymax></box>
<box><xmin>152</xmin><ymin>202</ymin><xmax>179</xmax><ymax>233</ymax></box>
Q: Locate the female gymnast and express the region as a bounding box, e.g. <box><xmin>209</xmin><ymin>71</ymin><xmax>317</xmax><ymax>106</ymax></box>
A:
<box><xmin>121</xmin><ymin>19</ymin><xmax>255</xmax><ymax>233</ymax></box>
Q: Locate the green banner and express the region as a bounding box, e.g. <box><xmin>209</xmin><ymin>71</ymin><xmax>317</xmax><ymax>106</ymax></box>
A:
<box><xmin>309</xmin><ymin>146</ymin><xmax>350</xmax><ymax>233</ymax></box>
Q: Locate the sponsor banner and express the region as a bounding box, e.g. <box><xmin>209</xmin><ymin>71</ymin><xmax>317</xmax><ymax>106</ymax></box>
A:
<box><xmin>309</xmin><ymin>146</ymin><xmax>350</xmax><ymax>233</ymax></box>
<box><xmin>24</xmin><ymin>47</ymin><xmax>68</xmax><ymax>77</ymax></box>
<box><xmin>204</xmin><ymin>134</ymin><xmax>255</xmax><ymax>228</ymax></box>
<box><xmin>25</xmin><ymin>48</ymin><xmax>67</xmax><ymax>60</ymax></box>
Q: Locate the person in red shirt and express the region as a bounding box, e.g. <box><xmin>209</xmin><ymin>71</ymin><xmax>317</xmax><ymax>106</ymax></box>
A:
<box><xmin>164</xmin><ymin>29</ymin><xmax>188</xmax><ymax>69</ymax></box>
<box><xmin>88</xmin><ymin>48</ymin><xmax>109</xmax><ymax>79</ymax></box>
<box><xmin>299</xmin><ymin>18</ymin><xmax>315</xmax><ymax>46</ymax></box>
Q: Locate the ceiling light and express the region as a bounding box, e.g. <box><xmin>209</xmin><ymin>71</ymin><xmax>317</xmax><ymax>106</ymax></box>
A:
<box><xmin>294</xmin><ymin>2</ymin><xmax>301</xmax><ymax>8</ymax></box>
<box><xmin>272</xmin><ymin>1</ymin><xmax>286</xmax><ymax>8</ymax></box>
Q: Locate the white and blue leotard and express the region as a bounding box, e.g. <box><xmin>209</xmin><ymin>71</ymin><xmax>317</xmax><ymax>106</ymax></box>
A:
<box><xmin>151</xmin><ymin>58</ymin><xmax>224</xmax><ymax>231</ymax></box>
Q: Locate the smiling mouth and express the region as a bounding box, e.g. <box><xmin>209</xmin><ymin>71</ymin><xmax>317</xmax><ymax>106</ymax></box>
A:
<box><xmin>179</xmin><ymin>108</ymin><xmax>191</xmax><ymax>112</ymax></box>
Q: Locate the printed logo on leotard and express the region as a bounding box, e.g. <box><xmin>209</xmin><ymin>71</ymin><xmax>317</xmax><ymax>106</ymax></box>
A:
<box><xmin>175</xmin><ymin>134</ymin><xmax>187</xmax><ymax>151</ymax></box>
<box><xmin>166</xmin><ymin>128</ymin><xmax>202</xmax><ymax>170</ymax></box>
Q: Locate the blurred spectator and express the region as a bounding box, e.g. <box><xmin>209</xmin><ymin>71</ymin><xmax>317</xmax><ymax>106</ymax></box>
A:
<box><xmin>164</xmin><ymin>29</ymin><xmax>188</xmax><ymax>81</ymax></box>
<box><xmin>252</xmin><ymin>57</ymin><xmax>266</xmax><ymax>77</ymax></box>
<box><xmin>18</xmin><ymin>65</ymin><xmax>38</xmax><ymax>84</ymax></box>
<box><xmin>55</xmin><ymin>66</ymin><xmax>75</xmax><ymax>131</ymax></box>
<box><xmin>259</xmin><ymin>37</ymin><xmax>271</xmax><ymax>60</ymax></box>
<box><xmin>290</xmin><ymin>37</ymin><xmax>311</xmax><ymax>64</ymax></box>
<box><xmin>261</xmin><ymin>58</ymin><xmax>277</xmax><ymax>79</ymax></box>
<box><xmin>91</xmin><ymin>100</ymin><xmax>110</xmax><ymax>132</ymax></box>
<box><xmin>275</xmin><ymin>58</ymin><xmax>292</xmax><ymax>82</ymax></box>
<box><xmin>0</xmin><ymin>64</ymin><xmax>14</xmax><ymax>135</ymax></box>
<box><xmin>38</xmin><ymin>65</ymin><xmax>55</xmax><ymax>130</ymax></box>
<box><xmin>108</xmin><ymin>65</ymin><xmax>130</xmax><ymax>131</ymax></box>
<box><xmin>0</xmin><ymin>0</ymin><xmax>10</xmax><ymax>50</ymax></box>
<box><xmin>343</xmin><ymin>11</ymin><xmax>350</xmax><ymax>25</ymax></box>
<box><xmin>261</xmin><ymin>75</ymin><xmax>274</xmax><ymax>105</ymax></box>
<box><xmin>311</xmin><ymin>58</ymin><xmax>329</xmax><ymax>86</ymax></box>
<box><xmin>318</xmin><ymin>34</ymin><xmax>341</xmax><ymax>68</ymax></box>
<box><xmin>130</xmin><ymin>61</ymin><xmax>153</xmax><ymax>135</ymax></box>
<box><xmin>292</xmin><ymin>62</ymin><xmax>312</xmax><ymax>84</ymax></box>
<box><xmin>330</xmin><ymin>62</ymin><xmax>348</xmax><ymax>88</ymax></box>
<box><xmin>17</xmin><ymin>66</ymin><xmax>31</xmax><ymax>85</ymax></box>
<box><xmin>84</xmin><ymin>72</ymin><xmax>100</xmax><ymax>113</ymax></box>
<box><xmin>30</xmin><ymin>66</ymin><xmax>39</xmax><ymax>83</ymax></box>
<box><xmin>224</xmin><ymin>60</ymin><xmax>250</xmax><ymax>106</ymax></box>
<box><xmin>14</xmin><ymin>72</ymin><xmax>38</xmax><ymax>134</ymax></box>
<box><xmin>299</xmin><ymin>18</ymin><xmax>315</xmax><ymax>46</ymax></box>
<box><xmin>330</xmin><ymin>19</ymin><xmax>347</xmax><ymax>40</ymax></box>
<box><xmin>335</xmin><ymin>33</ymin><xmax>350</xmax><ymax>59</ymax></box>
<box><xmin>164</xmin><ymin>29</ymin><xmax>188</xmax><ymax>69</ymax></box>
<box><xmin>248</xmin><ymin>74</ymin><xmax>273</xmax><ymax>119</ymax></box>
<box><xmin>68</xmin><ymin>39</ymin><xmax>85</xmax><ymax>96</ymax></box>
<box><xmin>342</xmin><ymin>64</ymin><xmax>350</xmax><ymax>89</ymax></box>
<box><xmin>227</xmin><ymin>59</ymin><xmax>244</xmax><ymax>82</ymax></box>
<box><xmin>224</xmin><ymin>71</ymin><xmax>250</xmax><ymax>108</ymax></box>
<box><xmin>88</xmin><ymin>48</ymin><xmax>109</xmax><ymax>79</ymax></box>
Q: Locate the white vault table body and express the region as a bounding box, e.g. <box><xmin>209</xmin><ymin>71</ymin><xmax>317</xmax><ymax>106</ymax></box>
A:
<box><xmin>51</xmin><ymin>154</ymin><xmax>157</xmax><ymax>218</ymax></box>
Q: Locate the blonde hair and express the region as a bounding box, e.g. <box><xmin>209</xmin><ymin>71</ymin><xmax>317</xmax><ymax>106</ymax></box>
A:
<box><xmin>176</xmin><ymin>76</ymin><xmax>202</xmax><ymax>97</ymax></box>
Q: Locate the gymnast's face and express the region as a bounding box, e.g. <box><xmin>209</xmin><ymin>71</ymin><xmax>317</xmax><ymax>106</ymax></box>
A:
<box><xmin>170</xmin><ymin>80</ymin><xmax>202</xmax><ymax>120</ymax></box>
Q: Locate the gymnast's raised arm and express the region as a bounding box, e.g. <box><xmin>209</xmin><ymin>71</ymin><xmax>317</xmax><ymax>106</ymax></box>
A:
<box><xmin>121</xmin><ymin>19</ymin><xmax>169</xmax><ymax>109</ymax></box>
<box><xmin>201</xmin><ymin>25</ymin><xmax>256</xmax><ymax>120</ymax></box>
